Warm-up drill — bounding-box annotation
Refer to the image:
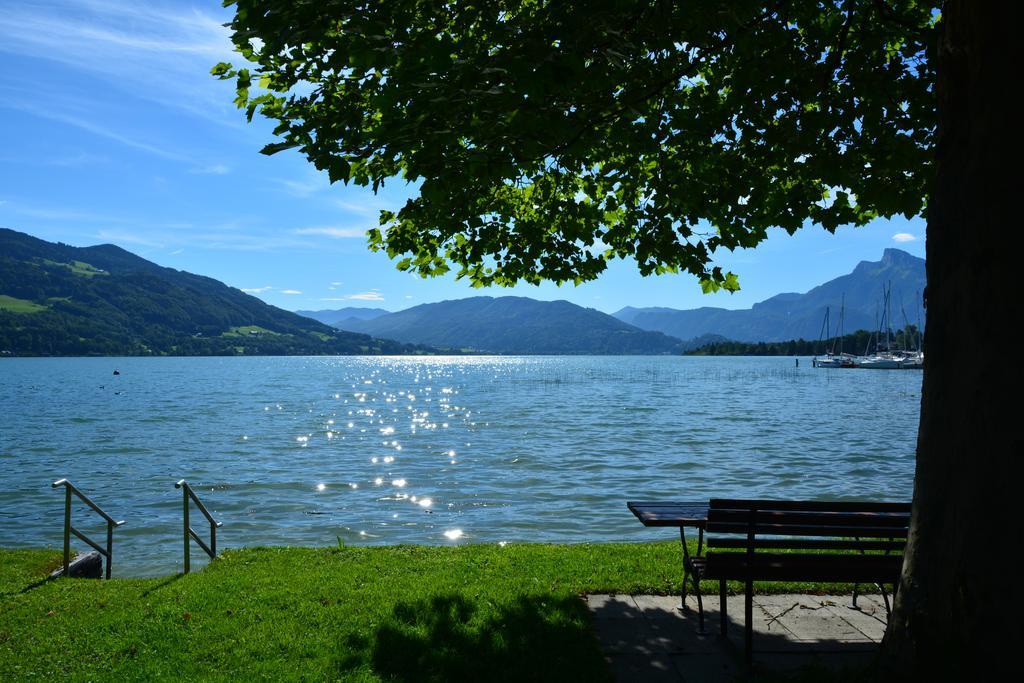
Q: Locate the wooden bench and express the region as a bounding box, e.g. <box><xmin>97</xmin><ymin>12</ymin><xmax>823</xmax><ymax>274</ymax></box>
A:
<box><xmin>701</xmin><ymin>498</ymin><xmax>911</xmax><ymax>666</ymax></box>
<box><xmin>627</xmin><ymin>501</ymin><xmax>709</xmax><ymax>623</ymax></box>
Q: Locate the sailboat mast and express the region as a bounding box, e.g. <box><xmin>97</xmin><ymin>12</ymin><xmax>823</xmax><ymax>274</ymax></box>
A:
<box><xmin>818</xmin><ymin>306</ymin><xmax>830</xmax><ymax>356</ymax></box>
<box><xmin>838</xmin><ymin>294</ymin><xmax>845</xmax><ymax>356</ymax></box>
<box><xmin>885</xmin><ymin>282</ymin><xmax>892</xmax><ymax>351</ymax></box>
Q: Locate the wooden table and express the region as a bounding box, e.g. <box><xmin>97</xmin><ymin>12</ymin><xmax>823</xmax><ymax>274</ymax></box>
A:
<box><xmin>627</xmin><ymin>501</ymin><xmax>709</xmax><ymax>630</ymax></box>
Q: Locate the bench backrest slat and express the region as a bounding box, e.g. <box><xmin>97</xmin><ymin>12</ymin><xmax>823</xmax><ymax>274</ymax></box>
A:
<box><xmin>708</xmin><ymin>509</ymin><xmax>910</xmax><ymax>529</ymax></box>
<box><xmin>707</xmin><ymin>522</ymin><xmax>908</xmax><ymax>538</ymax></box>
<box><xmin>709</xmin><ymin>498</ymin><xmax>911</xmax><ymax>513</ymax></box>
<box><xmin>710</xmin><ymin>538</ymin><xmax>907</xmax><ymax>552</ymax></box>
<box><xmin>705</xmin><ymin>499</ymin><xmax>911</xmax><ymax>553</ymax></box>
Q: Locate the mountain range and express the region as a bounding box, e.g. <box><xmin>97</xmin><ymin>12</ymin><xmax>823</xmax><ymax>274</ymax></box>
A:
<box><xmin>332</xmin><ymin>296</ymin><xmax>695</xmax><ymax>354</ymax></box>
<box><xmin>1</xmin><ymin>226</ymin><xmax>925</xmax><ymax>356</ymax></box>
<box><xmin>307</xmin><ymin>249</ymin><xmax>925</xmax><ymax>350</ymax></box>
<box><xmin>0</xmin><ymin>228</ymin><xmax>426</xmax><ymax>356</ymax></box>
<box><xmin>295</xmin><ymin>307</ymin><xmax>390</xmax><ymax>328</ymax></box>
<box><xmin>613</xmin><ymin>249</ymin><xmax>926</xmax><ymax>342</ymax></box>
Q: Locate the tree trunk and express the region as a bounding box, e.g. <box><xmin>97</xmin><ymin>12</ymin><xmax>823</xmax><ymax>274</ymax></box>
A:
<box><xmin>882</xmin><ymin>1</ymin><xmax>1023</xmax><ymax>678</ymax></box>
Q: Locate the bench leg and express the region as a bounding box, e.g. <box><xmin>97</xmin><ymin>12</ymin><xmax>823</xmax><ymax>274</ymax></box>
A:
<box><xmin>744</xmin><ymin>580</ymin><xmax>753</xmax><ymax>668</ymax></box>
<box><xmin>679</xmin><ymin>527</ymin><xmax>689</xmax><ymax>608</ymax></box>
<box><xmin>879</xmin><ymin>582</ymin><xmax>892</xmax><ymax>616</ymax></box>
<box><xmin>719</xmin><ymin>579</ymin><xmax>728</xmax><ymax>637</ymax></box>
<box><xmin>680</xmin><ymin>527</ymin><xmax>707</xmax><ymax>634</ymax></box>
<box><xmin>696</xmin><ymin>583</ymin><xmax>705</xmax><ymax>634</ymax></box>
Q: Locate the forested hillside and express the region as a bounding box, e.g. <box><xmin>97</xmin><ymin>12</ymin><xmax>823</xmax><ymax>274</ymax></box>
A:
<box><xmin>0</xmin><ymin>229</ymin><xmax>427</xmax><ymax>356</ymax></box>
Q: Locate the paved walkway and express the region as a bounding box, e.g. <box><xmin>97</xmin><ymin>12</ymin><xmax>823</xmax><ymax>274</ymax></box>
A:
<box><xmin>587</xmin><ymin>593</ymin><xmax>889</xmax><ymax>682</ymax></box>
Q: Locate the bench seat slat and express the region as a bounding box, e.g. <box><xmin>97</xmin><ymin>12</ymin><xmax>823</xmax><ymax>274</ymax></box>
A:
<box><xmin>706</xmin><ymin>522</ymin><xmax>908</xmax><ymax>538</ymax></box>
<box><xmin>709</xmin><ymin>538</ymin><xmax>906</xmax><ymax>552</ymax></box>
<box><xmin>710</xmin><ymin>498</ymin><xmax>911</xmax><ymax>513</ymax></box>
<box><xmin>704</xmin><ymin>552</ymin><xmax>902</xmax><ymax>583</ymax></box>
<box><xmin>708</xmin><ymin>509</ymin><xmax>910</xmax><ymax>528</ymax></box>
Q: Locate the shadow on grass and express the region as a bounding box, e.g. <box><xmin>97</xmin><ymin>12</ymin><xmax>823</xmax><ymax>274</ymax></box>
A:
<box><xmin>140</xmin><ymin>574</ymin><xmax>182</xmax><ymax>597</ymax></box>
<box><xmin>335</xmin><ymin>593</ymin><xmax>611</xmax><ymax>682</ymax></box>
<box><xmin>9</xmin><ymin>576</ymin><xmax>52</xmax><ymax>597</ymax></box>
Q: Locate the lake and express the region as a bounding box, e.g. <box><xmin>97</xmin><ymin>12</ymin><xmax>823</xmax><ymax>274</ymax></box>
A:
<box><xmin>0</xmin><ymin>356</ymin><xmax>921</xmax><ymax>576</ymax></box>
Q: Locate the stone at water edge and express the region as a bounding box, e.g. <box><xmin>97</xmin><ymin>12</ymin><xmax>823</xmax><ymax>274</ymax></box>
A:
<box><xmin>49</xmin><ymin>551</ymin><xmax>103</xmax><ymax>579</ymax></box>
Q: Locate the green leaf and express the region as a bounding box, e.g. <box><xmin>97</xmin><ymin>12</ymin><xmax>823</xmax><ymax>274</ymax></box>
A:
<box><xmin>218</xmin><ymin>1</ymin><xmax>936</xmax><ymax>290</ymax></box>
<box><xmin>211</xmin><ymin>62</ymin><xmax>235</xmax><ymax>79</ymax></box>
<box><xmin>259</xmin><ymin>141</ymin><xmax>300</xmax><ymax>156</ymax></box>
<box><xmin>327</xmin><ymin>159</ymin><xmax>351</xmax><ymax>184</ymax></box>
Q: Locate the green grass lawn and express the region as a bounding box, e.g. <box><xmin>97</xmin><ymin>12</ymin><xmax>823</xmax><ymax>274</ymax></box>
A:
<box><xmin>0</xmin><ymin>544</ymin><xmax>877</xmax><ymax>681</ymax></box>
<box><xmin>0</xmin><ymin>294</ymin><xmax>47</xmax><ymax>313</ymax></box>
<box><xmin>39</xmin><ymin>259</ymin><xmax>107</xmax><ymax>277</ymax></box>
<box><xmin>1</xmin><ymin>543</ymin><xmax>683</xmax><ymax>681</ymax></box>
<box><xmin>221</xmin><ymin>325</ymin><xmax>281</xmax><ymax>337</ymax></box>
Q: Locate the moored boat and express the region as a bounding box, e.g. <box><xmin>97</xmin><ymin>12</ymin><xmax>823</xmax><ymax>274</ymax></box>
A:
<box><xmin>857</xmin><ymin>350</ymin><xmax>923</xmax><ymax>369</ymax></box>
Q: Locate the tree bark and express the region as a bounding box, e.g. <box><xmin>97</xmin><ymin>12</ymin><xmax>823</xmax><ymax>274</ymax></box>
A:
<box><xmin>882</xmin><ymin>1</ymin><xmax>1023</xmax><ymax>678</ymax></box>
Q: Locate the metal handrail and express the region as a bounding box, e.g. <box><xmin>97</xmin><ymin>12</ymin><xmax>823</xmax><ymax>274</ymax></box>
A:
<box><xmin>52</xmin><ymin>479</ymin><xmax>125</xmax><ymax>579</ymax></box>
<box><xmin>175</xmin><ymin>480</ymin><xmax>223</xmax><ymax>574</ymax></box>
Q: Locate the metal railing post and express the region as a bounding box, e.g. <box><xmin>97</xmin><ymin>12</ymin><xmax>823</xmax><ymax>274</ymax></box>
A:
<box><xmin>62</xmin><ymin>485</ymin><xmax>72</xmax><ymax>576</ymax></box>
<box><xmin>106</xmin><ymin>522</ymin><xmax>114</xmax><ymax>580</ymax></box>
<box><xmin>182</xmin><ymin>482</ymin><xmax>191</xmax><ymax>574</ymax></box>
<box><xmin>51</xmin><ymin>479</ymin><xmax>124</xmax><ymax>579</ymax></box>
<box><xmin>175</xmin><ymin>480</ymin><xmax>222</xmax><ymax>575</ymax></box>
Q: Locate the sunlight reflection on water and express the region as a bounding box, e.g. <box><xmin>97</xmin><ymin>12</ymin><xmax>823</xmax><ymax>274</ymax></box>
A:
<box><xmin>0</xmin><ymin>355</ymin><xmax>920</xmax><ymax>576</ymax></box>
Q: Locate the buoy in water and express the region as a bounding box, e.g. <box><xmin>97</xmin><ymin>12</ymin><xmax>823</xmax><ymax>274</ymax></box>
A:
<box><xmin>113</xmin><ymin>369</ymin><xmax>120</xmax><ymax>375</ymax></box>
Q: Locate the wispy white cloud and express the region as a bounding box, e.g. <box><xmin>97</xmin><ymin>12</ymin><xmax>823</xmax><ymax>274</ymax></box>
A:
<box><xmin>278</xmin><ymin>173</ymin><xmax>331</xmax><ymax>198</ymax></box>
<box><xmin>1</xmin><ymin>201</ymin><xmax>127</xmax><ymax>224</ymax></box>
<box><xmin>94</xmin><ymin>229</ymin><xmax>167</xmax><ymax>248</ymax></box>
<box><xmin>892</xmin><ymin>233</ymin><xmax>917</xmax><ymax>243</ymax></box>
<box><xmin>1</xmin><ymin>96</ymin><xmax>192</xmax><ymax>162</ymax></box>
<box><xmin>280</xmin><ymin>289</ymin><xmax>303</xmax><ymax>295</ymax></box>
<box><xmin>0</xmin><ymin>0</ymin><xmax>240</xmax><ymax>125</ymax></box>
<box><xmin>342</xmin><ymin>291</ymin><xmax>385</xmax><ymax>301</ymax></box>
<box><xmin>93</xmin><ymin>221</ymin><xmax>335</xmax><ymax>253</ymax></box>
<box><xmin>190</xmin><ymin>164</ymin><xmax>231</xmax><ymax>175</ymax></box>
<box><xmin>241</xmin><ymin>286</ymin><xmax>273</xmax><ymax>294</ymax></box>
<box><xmin>319</xmin><ymin>290</ymin><xmax>385</xmax><ymax>301</ymax></box>
<box><xmin>295</xmin><ymin>226</ymin><xmax>368</xmax><ymax>239</ymax></box>
<box><xmin>47</xmin><ymin>151</ymin><xmax>110</xmax><ymax>167</ymax></box>
<box><xmin>335</xmin><ymin>199</ymin><xmax>387</xmax><ymax>216</ymax></box>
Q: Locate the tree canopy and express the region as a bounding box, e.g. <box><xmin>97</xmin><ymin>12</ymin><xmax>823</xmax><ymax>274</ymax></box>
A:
<box><xmin>216</xmin><ymin>0</ymin><xmax>936</xmax><ymax>292</ymax></box>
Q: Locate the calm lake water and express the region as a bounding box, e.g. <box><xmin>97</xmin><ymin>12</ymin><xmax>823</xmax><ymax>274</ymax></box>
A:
<box><xmin>0</xmin><ymin>356</ymin><xmax>921</xmax><ymax>576</ymax></box>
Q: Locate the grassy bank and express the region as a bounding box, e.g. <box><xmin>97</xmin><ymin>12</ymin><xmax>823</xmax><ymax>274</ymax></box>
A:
<box><xmin>0</xmin><ymin>543</ymin><xmax>872</xmax><ymax>681</ymax></box>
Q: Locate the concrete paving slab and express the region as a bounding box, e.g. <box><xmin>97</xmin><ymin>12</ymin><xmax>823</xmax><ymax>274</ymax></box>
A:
<box><xmin>644</xmin><ymin>618</ymin><xmax>721</xmax><ymax>654</ymax></box>
<box><xmin>668</xmin><ymin>653</ymin><xmax>739</xmax><ymax>683</ymax></box>
<box><xmin>606</xmin><ymin>653</ymin><xmax>681</xmax><ymax>683</ymax></box>
<box><xmin>632</xmin><ymin>593</ymin><xmax>687</xmax><ymax>617</ymax></box>
<box><xmin>720</xmin><ymin>595</ymin><xmax>800</xmax><ymax>643</ymax></box>
<box><xmin>853</xmin><ymin>593</ymin><xmax>890</xmax><ymax>614</ymax></box>
<box><xmin>587</xmin><ymin>593</ymin><xmax>641</xmax><ymax>618</ymax></box>
<box><xmin>595</xmin><ymin>618</ymin><xmax>668</xmax><ymax>656</ymax></box>
<box><xmin>588</xmin><ymin>593</ymin><xmax>886</xmax><ymax>681</ymax></box>
<box><xmin>824</xmin><ymin>602</ymin><xmax>888</xmax><ymax>641</ymax></box>
<box><xmin>751</xmin><ymin>650</ymin><xmax>877</xmax><ymax>672</ymax></box>
<box><xmin>764</xmin><ymin>595</ymin><xmax>872</xmax><ymax>643</ymax></box>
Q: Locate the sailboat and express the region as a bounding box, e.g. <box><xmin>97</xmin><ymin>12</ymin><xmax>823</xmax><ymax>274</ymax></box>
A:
<box><xmin>812</xmin><ymin>297</ymin><xmax>857</xmax><ymax>368</ymax></box>
<box><xmin>856</xmin><ymin>283</ymin><xmax>922</xmax><ymax>369</ymax></box>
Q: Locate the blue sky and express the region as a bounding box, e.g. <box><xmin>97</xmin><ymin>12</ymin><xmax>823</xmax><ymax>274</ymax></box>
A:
<box><xmin>0</xmin><ymin>0</ymin><xmax>927</xmax><ymax>315</ymax></box>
